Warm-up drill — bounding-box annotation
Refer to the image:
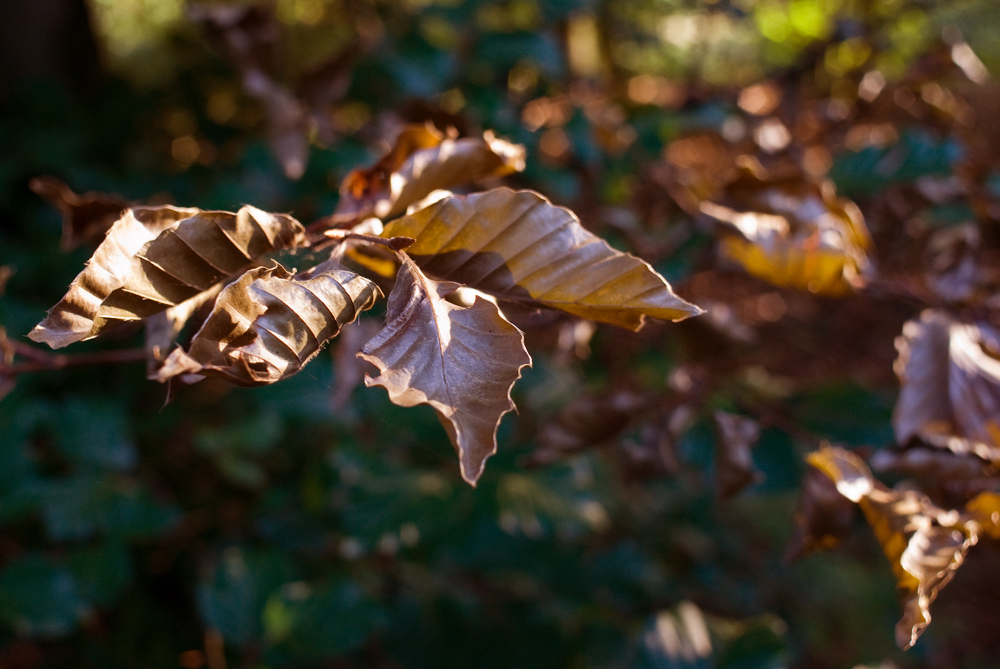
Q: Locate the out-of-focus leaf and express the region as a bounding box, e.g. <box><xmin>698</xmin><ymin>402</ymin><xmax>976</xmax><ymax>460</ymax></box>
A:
<box><xmin>701</xmin><ymin>162</ymin><xmax>872</xmax><ymax>296</ymax></box>
<box><xmin>784</xmin><ymin>467</ymin><xmax>856</xmax><ymax>562</ymax></box>
<box><xmin>808</xmin><ymin>444</ymin><xmax>981</xmax><ymax>649</ymax></box>
<box><xmin>198</xmin><ymin>547</ymin><xmax>295</xmax><ymax>646</ymax></box>
<box><xmin>68</xmin><ymin>542</ymin><xmax>131</xmax><ymax>607</ymax></box>
<box><xmin>381</xmin><ymin>188</ymin><xmax>702</xmax><ymax>330</ymax></box>
<box><xmin>329</xmin><ymin>317</ymin><xmax>382</xmax><ymax>413</ymax></box>
<box><xmin>714</xmin><ymin>411</ymin><xmax>761</xmax><ymax>499</ymax></box>
<box><xmin>190</xmin><ymin>4</ymin><xmax>309</xmax><ymax>179</ymax></box>
<box><xmin>532</xmin><ymin>389</ymin><xmax>647</xmax><ymax>464</ymax></box>
<box><xmin>894</xmin><ymin>309</ymin><xmax>1000</xmax><ymax>462</ymax></box>
<box><xmin>662</xmin><ymin>132</ymin><xmax>741</xmax><ymax>215</ymax></box>
<box><xmin>966</xmin><ymin>491</ymin><xmax>1000</xmax><ymax>539</ymax></box>
<box><xmin>28</xmin><ymin>176</ymin><xmax>131</xmax><ymax>250</ymax></box>
<box><xmin>41</xmin><ymin>475</ymin><xmax>177</xmax><ymax>541</ymax></box>
<box><xmin>0</xmin><ymin>554</ymin><xmax>88</xmax><ymax>638</ymax></box>
<box><xmin>29</xmin><ymin>206</ymin><xmax>305</xmax><ymax>349</ymax></box>
<box><xmin>359</xmin><ymin>253</ymin><xmax>531</xmax><ymax>485</ymax></box>
<box><xmin>924</xmin><ymin>225</ymin><xmax>990</xmax><ymax>304</ymax></box>
<box><xmin>333</xmin><ymin>124</ymin><xmax>526</xmax><ymax>223</ymax></box>
<box><xmin>159</xmin><ymin>264</ymin><xmax>379</xmax><ymax>387</ymax></box>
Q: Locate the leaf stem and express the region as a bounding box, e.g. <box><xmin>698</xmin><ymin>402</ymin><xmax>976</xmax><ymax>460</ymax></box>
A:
<box><xmin>0</xmin><ymin>342</ymin><xmax>146</xmax><ymax>376</ymax></box>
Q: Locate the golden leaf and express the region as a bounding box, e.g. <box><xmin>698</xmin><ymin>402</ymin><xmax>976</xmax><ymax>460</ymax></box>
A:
<box><xmin>381</xmin><ymin>188</ymin><xmax>702</xmax><ymax>330</ymax></box>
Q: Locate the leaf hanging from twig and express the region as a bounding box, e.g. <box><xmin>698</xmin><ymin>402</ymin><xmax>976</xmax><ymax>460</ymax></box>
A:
<box><xmin>359</xmin><ymin>254</ymin><xmax>531</xmax><ymax>485</ymax></box>
<box><xmin>381</xmin><ymin>188</ymin><xmax>702</xmax><ymax>330</ymax></box>
<box><xmin>29</xmin><ymin>206</ymin><xmax>305</xmax><ymax>349</ymax></box>
<box><xmin>158</xmin><ymin>264</ymin><xmax>379</xmax><ymax>387</ymax></box>
<box><xmin>808</xmin><ymin>444</ymin><xmax>981</xmax><ymax>649</ymax></box>
<box><xmin>893</xmin><ymin>309</ymin><xmax>1000</xmax><ymax>462</ymax></box>
<box><xmin>333</xmin><ymin>124</ymin><xmax>526</xmax><ymax>223</ymax></box>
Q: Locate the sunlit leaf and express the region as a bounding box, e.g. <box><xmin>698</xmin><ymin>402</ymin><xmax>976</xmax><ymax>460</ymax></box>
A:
<box><xmin>714</xmin><ymin>410</ymin><xmax>761</xmax><ymax>498</ymax></box>
<box><xmin>359</xmin><ymin>253</ymin><xmax>531</xmax><ymax>485</ymax></box>
<box><xmin>158</xmin><ymin>263</ymin><xmax>379</xmax><ymax>387</ymax></box>
<box><xmin>333</xmin><ymin>124</ymin><xmax>526</xmax><ymax>223</ymax></box>
<box><xmin>808</xmin><ymin>444</ymin><xmax>981</xmax><ymax>649</ymax></box>
<box><xmin>701</xmin><ymin>162</ymin><xmax>871</xmax><ymax>296</ymax></box>
<box><xmin>28</xmin><ymin>176</ymin><xmax>131</xmax><ymax>251</ymax></box>
<box><xmin>893</xmin><ymin>309</ymin><xmax>1000</xmax><ymax>462</ymax></box>
<box><xmin>381</xmin><ymin>188</ymin><xmax>702</xmax><ymax>330</ymax></box>
<box><xmin>29</xmin><ymin>206</ymin><xmax>305</xmax><ymax>349</ymax></box>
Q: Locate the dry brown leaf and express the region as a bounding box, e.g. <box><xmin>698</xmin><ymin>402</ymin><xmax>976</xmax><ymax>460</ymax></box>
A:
<box><xmin>784</xmin><ymin>466</ymin><xmax>856</xmax><ymax>562</ymax></box>
<box><xmin>329</xmin><ymin>317</ymin><xmax>382</xmax><ymax>413</ymax></box>
<box><xmin>158</xmin><ymin>264</ymin><xmax>379</xmax><ymax>387</ymax></box>
<box><xmin>966</xmin><ymin>491</ymin><xmax>1000</xmax><ymax>539</ymax></box>
<box><xmin>359</xmin><ymin>253</ymin><xmax>531</xmax><ymax>485</ymax></box>
<box><xmin>701</xmin><ymin>162</ymin><xmax>872</xmax><ymax>296</ymax></box>
<box><xmin>29</xmin><ymin>205</ymin><xmax>305</xmax><ymax>349</ymax></box>
<box><xmin>334</xmin><ymin>124</ymin><xmax>526</xmax><ymax>223</ymax></box>
<box><xmin>894</xmin><ymin>309</ymin><xmax>1000</xmax><ymax>462</ymax></box>
<box><xmin>808</xmin><ymin>444</ymin><xmax>981</xmax><ymax>649</ymax></box>
<box><xmin>532</xmin><ymin>390</ymin><xmax>647</xmax><ymax>464</ymax></box>
<box><xmin>144</xmin><ymin>284</ymin><xmax>224</xmax><ymax>378</ymax></box>
<box><xmin>381</xmin><ymin>188</ymin><xmax>702</xmax><ymax>330</ymax></box>
<box><xmin>713</xmin><ymin>410</ymin><xmax>761</xmax><ymax>498</ymax></box>
<box><xmin>29</xmin><ymin>176</ymin><xmax>131</xmax><ymax>251</ymax></box>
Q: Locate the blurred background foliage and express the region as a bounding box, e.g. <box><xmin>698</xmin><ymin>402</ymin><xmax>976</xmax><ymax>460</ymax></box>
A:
<box><xmin>2</xmin><ymin>0</ymin><xmax>1000</xmax><ymax>667</ymax></box>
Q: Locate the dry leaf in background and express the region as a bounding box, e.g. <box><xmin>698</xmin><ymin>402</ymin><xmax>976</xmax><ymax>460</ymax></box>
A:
<box><xmin>334</xmin><ymin>124</ymin><xmax>526</xmax><ymax>223</ymax></box>
<box><xmin>28</xmin><ymin>176</ymin><xmax>131</xmax><ymax>250</ymax></box>
<box><xmin>382</xmin><ymin>188</ymin><xmax>702</xmax><ymax>330</ymax></box>
<box><xmin>158</xmin><ymin>264</ymin><xmax>379</xmax><ymax>386</ymax></box>
<box><xmin>808</xmin><ymin>444</ymin><xmax>983</xmax><ymax>649</ymax></box>
<box><xmin>894</xmin><ymin>309</ymin><xmax>1000</xmax><ymax>462</ymax></box>
<box><xmin>532</xmin><ymin>390</ymin><xmax>647</xmax><ymax>464</ymax></box>
<box><xmin>784</xmin><ymin>466</ymin><xmax>856</xmax><ymax>562</ymax></box>
<box><xmin>713</xmin><ymin>410</ymin><xmax>762</xmax><ymax>498</ymax></box>
<box><xmin>698</xmin><ymin>161</ymin><xmax>871</xmax><ymax>296</ymax></box>
<box><xmin>29</xmin><ymin>205</ymin><xmax>305</xmax><ymax>349</ymax></box>
<box><xmin>360</xmin><ymin>253</ymin><xmax>531</xmax><ymax>485</ymax></box>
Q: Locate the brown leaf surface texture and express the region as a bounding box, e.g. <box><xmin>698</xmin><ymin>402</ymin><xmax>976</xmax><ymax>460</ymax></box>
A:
<box><xmin>808</xmin><ymin>444</ymin><xmax>981</xmax><ymax>649</ymax></box>
<box><xmin>29</xmin><ymin>206</ymin><xmax>305</xmax><ymax>349</ymax></box>
<box><xmin>381</xmin><ymin>188</ymin><xmax>702</xmax><ymax>330</ymax></box>
<box><xmin>359</xmin><ymin>254</ymin><xmax>531</xmax><ymax>485</ymax></box>
<box><xmin>334</xmin><ymin>124</ymin><xmax>526</xmax><ymax>223</ymax></box>
<box><xmin>158</xmin><ymin>264</ymin><xmax>379</xmax><ymax>387</ymax></box>
<box><xmin>894</xmin><ymin>309</ymin><xmax>1000</xmax><ymax>462</ymax></box>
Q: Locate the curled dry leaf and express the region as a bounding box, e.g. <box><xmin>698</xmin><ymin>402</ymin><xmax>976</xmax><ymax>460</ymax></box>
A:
<box><xmin>333</xmin><ymin>124</ymin><xmax>526</xmax><ymax>223</ymax></box>
<box><xmin>700</xmin><ymin>162</ymin><xmax>871</xmax><ymax>296</ymax></box>
<box><xmin>808</xmin><ymin>444</ymin><xmax>982</xmax><ymax>649</ymax></box>
<box><xmin>894</xmin><ymin>309</ymin><xmax>1000</xmax><ymax>462</ymax></box>
<box><xmin>381</xmin><ymin>188</ymin><xmax>702</xmax><ymax>330</ymax></box>
<box><xmin>662</xmin><ymin>131</ymin><xmax>742</xmax><ymax>214</ymax></box>
<box><xmin>713</xmin><ymin>410</ymin><xmax>762</xmax><ymax>498</ymax></box>
<box><xmin>359</xmin><ymin>254</ymin><xmax>531</xmax><ymax>485</ymax></box>
<box><xmin>144</xmin><ymin>284</ymin><xmax>224</xmax><ymax>378</ymax></box>
<box><xmin>158</xmin><ymin>264</ymin><xmax>379</xmax><ymax>387</ymax></box>
<box><xmin>29</xmin><ymin>205</ymin><xmax>305</xmax><ymax>349</ymax></box>
<box><xmin>29</xmin><ymin>176</ymin><xmax>131</xmax><ymax>250</ymax></box>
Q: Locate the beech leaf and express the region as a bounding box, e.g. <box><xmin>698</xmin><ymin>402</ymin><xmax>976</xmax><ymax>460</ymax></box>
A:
<box><xmin>808</xmin><ymin>444</ymin><xmax>981</xmax><ymax>649</ymax></box>
<box><xmin>158</xmin><ymin>264</ymin><xmax>379</xmax><ymax>387</ymax></box>
<box><xmin>893</xmin><ymin>309</ymin><xmax>1000</xmax><ymax>462</ymax></box>
<box><xmin>359</xmin><ymin>254</ymin><xmax>531</xmax><ymax>485</ymax></box>
<box><xmin>29</xmin><ymin>205</ymin><xmax>305</xmax><ymax>349</ymax></box>
<box><xmin>381</xmin><ymin>188</ymin><xmax>702</xmax><ymax>330</ymax></box>
<box><xmin>784</xmin><ymin>467</ymin><xmax>856</xmax><ymax>563</ymax></box>
<box><xmin>334</xmin><ymin>124</ymin><xmax>526</xmax><ymax>223</ymax></box>
<box><xmin>29</xmin><ymin>176</ymin><xmax>131</xmax><ymax>251</ymax></box>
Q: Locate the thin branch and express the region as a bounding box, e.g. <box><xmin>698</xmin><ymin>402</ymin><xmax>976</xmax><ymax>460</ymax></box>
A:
<box><xmin>0</xmin><ymin>346</ymin><xmax>146</xmax><ymax>376</ymax></box>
